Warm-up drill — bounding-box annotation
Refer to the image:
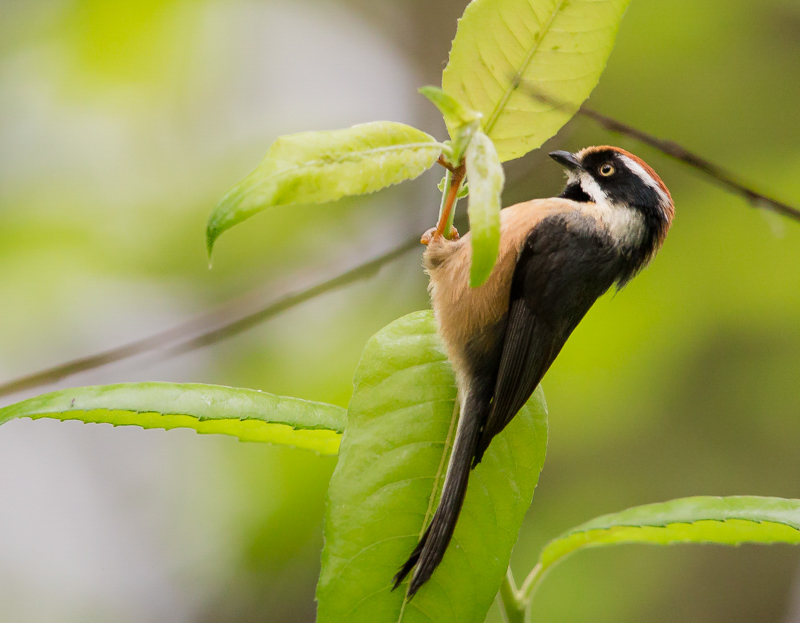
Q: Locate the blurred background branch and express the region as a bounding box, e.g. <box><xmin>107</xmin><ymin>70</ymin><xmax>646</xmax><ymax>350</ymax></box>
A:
<box><xmin>576</xmin><ymin>106</ymin><xmax>800</xmax><ymax>222</ymax></box>
<box><xmin>522</xmin><ymin>82</ymin><xmax>800</xmax><ymax>222</ymax></box>
<box><xmin>0</xmin><ymin>237</ymin><xmax>420</xmax><ymax>399</ymax></box>
<box><xmin>3</xmin><ymin>103</ymin><xmax>798</xmax><ymax>400</ymax></box>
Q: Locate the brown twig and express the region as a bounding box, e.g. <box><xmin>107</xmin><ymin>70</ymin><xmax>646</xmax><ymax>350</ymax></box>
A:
<box><xmin>577</xmin><ymin>107</ymin><xmax>800</xmax><ymax>222</ymax></box>
<box><xmin>437</xmin><ymin>154</ymin><xmax>457</xmax><ymax>173</ymax></box>
<box><xmin>435</xmin><ymin>165</ymin><xmax>466</xmax><ymax>239</ymax></box>
<box><xmin>521</xmin><ymin>81</ymin><xmax>800</xmax><ymax>223</ymax></box>
<box><xmin>5</xmin><ymin>90</ymin><xmax>799</xmax><ymax>399</ymax></box>
<box><xmin>0</xmin><ymin>237</ymin><xmax>420</xmax><ymax>399</ymax></box>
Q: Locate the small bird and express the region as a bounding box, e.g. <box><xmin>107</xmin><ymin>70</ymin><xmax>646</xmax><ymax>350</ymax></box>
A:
<box><xmin>393</xmin><ymin>145</ymin><xmax>675</xmax><ymax>597</ymax></box>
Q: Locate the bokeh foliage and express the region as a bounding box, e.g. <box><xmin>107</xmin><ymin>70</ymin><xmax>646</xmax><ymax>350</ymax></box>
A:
<box><xmin>0</xmin><ymin>0</ymin><xmax>799</xmax><ymax>622</ymax></box>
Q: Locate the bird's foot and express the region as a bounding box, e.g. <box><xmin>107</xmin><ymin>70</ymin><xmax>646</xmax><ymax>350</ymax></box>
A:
<box><xmin>420</xmin><ymin>228</ymin><xmax>437</xmax><ymax>245</ymax></box>
<box><xmin>421</xmin><ymin>226</ymin><xmax>459</xmax><ymax>245</ymax></box>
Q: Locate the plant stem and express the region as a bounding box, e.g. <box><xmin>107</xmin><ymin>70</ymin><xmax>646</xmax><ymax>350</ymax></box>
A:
<box><xmin>437</xmin><ymin>153</ymin><xmax>457</xmax><ymax>172</ymax></box>
<box><xmin>437</xmin><ymin>168</ymin><xmax>452</xmax><ymax>225</ymax></box>
<box><xmin>518</xmin><ymin>562</ymin><xmax>546</xmax><ymax>606</ymax></box>
<box><xmin>499</xmin><ymin>568</ymin><xmax>526</xmax><ymax>623</ymax></box>
<box><xmin>435</xmin><ymin>164</ymin><xmax>465</xmax><ymax>240</ymax></box>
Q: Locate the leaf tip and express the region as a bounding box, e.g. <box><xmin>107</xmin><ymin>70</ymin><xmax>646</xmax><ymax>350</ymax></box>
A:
<box><xmin>205</xmin><ymin>226</ymin><xmax>217</xmax><ymax>267</ymax></box>
<box><xmin>205</xmin><ymin>196</ymin><xmax>232</xmax><ymax>265</ymax></box>
<box><xmin>469</xmin><ymin>263</ymin><xmax>491</xmax><ymax>288</ymax></box>
<box><xmin>419</xmin><ymin>85</ymin><xmax>481</xmax><ymax>129</ymax></box>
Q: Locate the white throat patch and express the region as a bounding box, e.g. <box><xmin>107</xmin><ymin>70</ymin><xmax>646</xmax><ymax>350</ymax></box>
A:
<box><xmin>568</xmin><ymin>170</ymin><xmax>646</xmax><ymax>248</ymax></box>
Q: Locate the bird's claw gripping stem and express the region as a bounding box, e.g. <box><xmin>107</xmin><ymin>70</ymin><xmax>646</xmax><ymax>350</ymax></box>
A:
<box><xmin>421</xmin><ymin>226</ymin><xmax>459</xmax><ymax>245</ymax></box>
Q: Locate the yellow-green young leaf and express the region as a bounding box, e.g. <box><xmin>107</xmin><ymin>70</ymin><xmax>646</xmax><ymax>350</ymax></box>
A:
<box><xmin>537</xmin><ymin>496</ymin><xmax>800</xmax><ymax>580</ymax></box>
<box><xmin>465</xmin><ymin>130</ymin><xmax>504</xmax><ymax>287</ymax></box>
<box><xmin>317</xmin><ymin>311</ymin><xmax>547</xmax><ymax>623</ymax></box>
<box><xmin>207</xmin><ymin>122</ymin><xmax>443</xmax><ymax>255</ymax></box>
<box><xmin>419</xmin><ymin>85</ymin><xmax>482</xmax><ymax>130</ymax></box>
<box><xmin>0</xmin><ymin>383</ymin><xmax>345</xmax><ymax>455</ymax></box>
<box><xmin>442</xmin><ymin>0</ymin><xmax>631</xmax><ymax>162</ymax></box>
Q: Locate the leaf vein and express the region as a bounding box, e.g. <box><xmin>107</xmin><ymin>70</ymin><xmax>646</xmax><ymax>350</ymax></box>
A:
<box><xmin>483</xmin><ymin>0</ymin><xmax>570</xmax><ymax>136</ymax></box>
<box><xmin>225</xmin><ymin>143</ymin><xmax>443</xmax><ymax>206</ymax></box>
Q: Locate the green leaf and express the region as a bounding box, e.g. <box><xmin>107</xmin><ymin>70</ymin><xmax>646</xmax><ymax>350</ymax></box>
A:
<box><xmin>420</xmin><ymin>86</ymin><xmax>482</xmax><ymax>166</ymax></box>
<box><xmin>317</xmin><ymin>310</ymin><xmax>547</xmax><ymax>623</ymax></box>
<box><xmin>524</xmin><ymin>496</ymin><xmax>800</xmax><ymax>599</ymax></box>
<box><xmin>442</xmin><ymin>0</ymin><xmax>631</xmax><ymax>162</ymax></box>
<box><xmin>0</xmin><ymin>382</ymin><xmax>345</xmax><ymax>455</ymax></box>
<box><xmin>207</xmin><ymin>121</ymin><xmax>443</xmax><ymax>256</ymax></box>
<box><xmin>465</xmin><ymin>130</ymin><xmax>504</xmax><ymax>287</ymax></box>
<box><xmin>419</xmin><ymin>86</ymin><xmax>482</xmax><ymax>130</ymax></box>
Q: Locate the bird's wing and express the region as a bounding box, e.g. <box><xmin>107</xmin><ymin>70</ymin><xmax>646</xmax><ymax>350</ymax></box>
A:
<box><xmin>473</xmin><ymin>213</ymin><xmax>622</xmax><ymax>465</ymax></box>
<box><xmin>471</xmin><ymin>300</ymin><xmax>557</xmax><ymax>466</ymax></box>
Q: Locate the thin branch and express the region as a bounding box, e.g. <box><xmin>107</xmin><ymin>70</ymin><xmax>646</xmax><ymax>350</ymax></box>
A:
<box><xmin>577</xmin><ymin>107</ymin><xmax>800</xmax><ymax>222</ymax></box>
<box><xmin>522</xmin><ymin>82</ymin><xmax>800</xmax><ymax>223</ymax></box>
<box><xmin>160</xmin><ymin>238</ymin><xmax>418</xmax><ymax>358</ymax></box>
<box><xmin>0</xmin><ymin>237</ymin><xmax>420</xmax><ymax>399</ymax></box>
<box><xmin>5</xmin><ymin>90</ymin><xmax>798</xmax><ymax>399</ymax></box>
<box><xmin>437</xmin><ymin>153</ymin><xmax>457</xmax><ymax>173</ymax></box>
<box><xmin>435</xmin><ymin>164</ymin><xmax>466</xmax><ymax>239</ymax></box>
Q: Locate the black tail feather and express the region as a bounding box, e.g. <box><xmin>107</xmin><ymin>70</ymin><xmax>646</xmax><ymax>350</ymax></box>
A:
<box><xmin>392</xmin><ymin>524</ymin><xmax>430</xmax><ymax>590</ymax></box>
<box><xmin>392</xmin><ymin>389</ymin><xmax>486</xmax><ymax>598</ymax></box>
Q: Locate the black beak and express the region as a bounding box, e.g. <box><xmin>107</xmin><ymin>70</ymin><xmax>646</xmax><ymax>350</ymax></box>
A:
<box><xmin>549</xmin><ymin>150</ymin><xmax>582</xmax><ymax>171</ymax></box>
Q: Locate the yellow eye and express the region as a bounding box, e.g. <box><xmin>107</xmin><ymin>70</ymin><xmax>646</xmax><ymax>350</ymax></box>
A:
<box><xmin>600</xmin><ymin>163</ymin><xmax>615</xmax><ymax>176</ymax></box>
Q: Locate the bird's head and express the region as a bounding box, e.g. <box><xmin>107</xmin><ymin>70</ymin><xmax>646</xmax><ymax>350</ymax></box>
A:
<box><xmin>549</xmin><ymin>145</ymin><xmax>675</xmax><ymax>280</ymax></box>
<box><xmin>550</xmin><ymin>146</ymin><xmax>673</xmax><ymax>221</ymax></box>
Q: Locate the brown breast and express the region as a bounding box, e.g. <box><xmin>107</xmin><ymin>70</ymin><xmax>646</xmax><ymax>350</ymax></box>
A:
<box><xmin>423</xmin><ymin>197</ymin><xmax>581</xmax><ymax>381</ymax></box>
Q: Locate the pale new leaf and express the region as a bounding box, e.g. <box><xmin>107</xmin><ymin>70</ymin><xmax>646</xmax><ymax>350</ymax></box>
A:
<box><xmin>465</xmin><ymin>130</ymin><xmax>504</xmax><ymax>287</ymax></box>
<box><xmin>207</xmin><ymin>121</ymin><xmax>443</xmax><ymax>255</ymax></box>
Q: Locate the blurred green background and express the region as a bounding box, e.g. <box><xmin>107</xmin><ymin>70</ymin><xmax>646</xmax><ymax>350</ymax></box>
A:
<box><xmin>0</xmin><ymin>0</ymin><xmax>799</xmax><ymax>621</ymax></box>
